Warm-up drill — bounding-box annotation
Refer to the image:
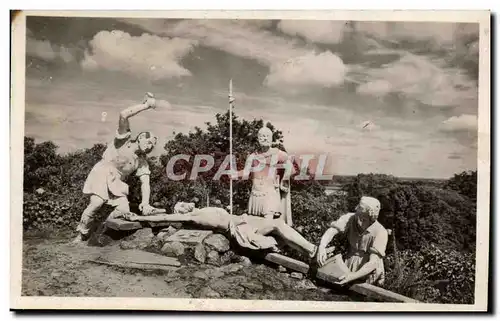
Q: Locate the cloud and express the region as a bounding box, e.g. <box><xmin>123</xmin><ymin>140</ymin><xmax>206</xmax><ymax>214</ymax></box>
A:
<box><xmin>81</xmin><ymin>30</ymin><xmax>196</xmax><ymax>80</ymax></box>
<box><xmin>440</xmin><ymin>114</ymin><xmax>477</xmax><ymax>133</ymax></box>
<box><xmin>265</xmin><ymin>51</ymin><xmax>346</xmax><ymax>88</ymax></box>
<box><xmin>355</xmin><ymin>21</ymin><xmax>477</xmax><ymax>46</ymax></box>
<box><xmin>277</xmin><ymin>20</ymin><xmax>347</xmax><ymax>44</ymax></box>
<box><xmin>121</xmin><ymin>19</ymin><xmax>348</xmax><ymax>89</ymax></box>
<box><xmin>26</xmin><ymin>36</ymin><xmax>76</xmax><ymax>63</ymax></box>
<box><xmin>354</xmin><ymin>53</ymin><xmax>478</xmax><ymax>108</ymax></box>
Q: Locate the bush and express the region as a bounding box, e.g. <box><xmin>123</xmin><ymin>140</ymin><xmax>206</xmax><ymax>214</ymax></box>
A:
<box><xmin>384</xmin><ymin>244</ymin><xmax>475</xmax><ymax>304</ymax></box>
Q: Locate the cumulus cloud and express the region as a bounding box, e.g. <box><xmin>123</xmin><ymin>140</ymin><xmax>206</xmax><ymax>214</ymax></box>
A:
<box><xmin>265</xmin><ymin>51</ymin><xmax>346</xmax><ymax>88</ymax></box>
<box><xmin>26</xmin><ymin>36</ymin><xmax>76</xmax><ymax>63</ymax></box>
<box><xmin>81</xmin><ymin>30</ymin><xmax>196</xmax><ymax>79</ymax></box>
<box><xmin>278</xmin><ymin>20</ymin><xmax>347</xmax><ymax>44</ymax></box>
<box><xmin>355</xmin><ymin>53</ymin><xmax>478</xmax><ymax>108</ymax></box>
<box><xmin>122</xmin><ymin>19</ymin><xmax>348</xmax><ymax>89</ymax></box>
<box><xmin>440</xmin><ymin>114</ymin><xmax>478</xmax><ymax>133</ymax></box>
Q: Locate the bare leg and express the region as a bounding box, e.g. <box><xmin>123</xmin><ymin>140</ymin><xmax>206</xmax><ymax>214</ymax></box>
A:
<box><xmin>73</xmin><ymin>195</ymin><xmax>105</xmax><ymax>244</ymax></box>
<box><xmin>258</xmin><ymin>220</ymin><xmax>316</xmax><ymax>257</ymax></box>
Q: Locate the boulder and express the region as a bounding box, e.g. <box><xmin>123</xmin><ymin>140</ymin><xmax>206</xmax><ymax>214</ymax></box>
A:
<box><xmin>161</xmin><ymin>241</ymin><xmax>185</xmax><ymax>257</ymax></box>
<box><xmin>123</xmin><ymin>228</ymin><xmax>154</xmax><ymax>250</ymax></box>
<box><xmin>194</xmin><ymin>243</ymin><xmax>207</xmax><ymax>263</ymax></box>
<box><xmin>290</xmin><ymin>272</ymin><xmax>304</xmax><ymax>280</ymax></box>
<box><xmin>277</xmin><ymin>265</ymin><xmax>287</xmax><ymax>273</ymax></box>
<box><xmin>207</xmin><ymin>250</ymin><xmax>220</xmax><ymax>266</ymax></box>
<box><xmin>204</xmin><ymin>234</ymin><xmax>230</xmax><ymax>253</ymax></box>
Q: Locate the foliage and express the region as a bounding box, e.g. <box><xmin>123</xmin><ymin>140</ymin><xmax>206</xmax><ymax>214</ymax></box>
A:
<box><xmin>384</xmin><ymin>244</ymin><xmax>475</xmax><ymax>304</ymax></box>
<box><xmin>445</xmin><ymin>170</ymin><xmax>477</xmax><ymax>202</ymax></box>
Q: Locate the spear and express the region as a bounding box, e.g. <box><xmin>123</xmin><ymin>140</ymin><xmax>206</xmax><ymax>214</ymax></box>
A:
<box><xmin>229</xmin><ymin>79</ymin><xmax>234</xmax><ymax>215</ymax></box>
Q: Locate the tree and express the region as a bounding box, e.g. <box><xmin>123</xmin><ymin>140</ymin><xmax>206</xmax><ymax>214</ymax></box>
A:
<box><xmin>445</xmin><ymin>170</ymin><xmax>477</xmax><ymax>202</ymax></box>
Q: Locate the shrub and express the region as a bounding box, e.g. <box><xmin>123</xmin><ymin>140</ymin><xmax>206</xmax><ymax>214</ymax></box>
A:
<box><xmin>384</xmin><ymin>244</ymin><xmax>475</xmax><ymax>304</ymax></box>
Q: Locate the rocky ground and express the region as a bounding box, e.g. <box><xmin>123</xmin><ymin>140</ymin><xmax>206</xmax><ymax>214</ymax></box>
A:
<box><xmin>21</xmin><ymin>227</ymin><xmax>360</xmax><ymax>301</ymax></box>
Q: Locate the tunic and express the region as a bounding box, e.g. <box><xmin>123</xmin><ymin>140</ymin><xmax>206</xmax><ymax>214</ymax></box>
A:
<box><xmin>247</xmin><ymin>148</ymin><xmax>290</xmax><ymax>218</ymax></box>
<box><xmin>82</xmin><ymin>130</ymin><xmax>151</xmax><ymax>205</ymax></box>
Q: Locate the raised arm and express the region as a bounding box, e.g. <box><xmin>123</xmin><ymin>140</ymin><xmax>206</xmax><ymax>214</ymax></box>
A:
<box><xmin>118</xmin><ymin>93</ymin><xmax>156</xmax><ymax>135</ymax></box>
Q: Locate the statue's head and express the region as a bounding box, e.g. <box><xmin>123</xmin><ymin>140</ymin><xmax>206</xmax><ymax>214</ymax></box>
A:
<box><xmin>355</xmin><ymin>196</ymin><xmax>380</xmax><ymax>228</ymax></box>
<box><xmin>136</xmin><ymin>131</ymin><xmax>158</xmax><ymax>154</ymax></box>
<box><xmin>257</xmin><ymin>127</ymin><xmax>273</xmax><ymax>147</ymax></box>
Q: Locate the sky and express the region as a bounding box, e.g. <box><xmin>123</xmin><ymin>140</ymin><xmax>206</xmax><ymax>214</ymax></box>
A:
<box><xmin>24</xmin><ymin>16</ymin><xmax>480</xmax><ymax>179</ymax></box>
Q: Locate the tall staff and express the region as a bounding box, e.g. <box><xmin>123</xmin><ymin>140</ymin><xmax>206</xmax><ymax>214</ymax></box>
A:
<box><xmin>229</xmin><ymin>79</ymin><xmax>234</xmax><ymax>215</ymax></box>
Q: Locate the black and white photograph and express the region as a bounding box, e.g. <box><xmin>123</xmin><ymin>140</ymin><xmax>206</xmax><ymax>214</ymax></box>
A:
<box><xmin>10</xmin><ymin>10</ymin><xmax>490</xmax><ymax>311</ymax></box>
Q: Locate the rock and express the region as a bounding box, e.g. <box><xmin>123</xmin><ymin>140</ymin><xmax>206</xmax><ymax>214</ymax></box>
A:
<box><xmin>290</xmin><ymin>272</ymin><xmax>303</xmax><ymax>280</ymax></box>
<box><xmin>35</xmin><ymin>188</ymin><xmax>45</xmax><ymax>195</ymax></box>
<box><xmin>237</xmin><ymin>256</ymin><xmax>252</xmax><ymax>266</ymax></box>
<box><xmin>198</xmin><ymin>287</ymin><xmax>221</xmax><ymax>298</ymax></box>
<box><xmin>296</xmin><ymin>226</ymin><xmax>303</xmax><ymax>233</ymax></box>
<box><xmin>119</xmin><ymin>240</ymin><xmax>138</xmax><ymax>250</ymax></box>
<box><xmin>148</xmin><ymin>236</ymin><xmax>163</xmax><ymax>250</ymax></box>
<box><xmin>207</xmin><ymin>250</ymin><xmax>220</xmax><ymax>266</ymax></box>
<box><xmin>240</xmin><ymin>281</ymin><xmax>263</xmax><ymax>292</ymax></box>
<box><xmin>167</xmin><ymin>229</ymin><xmax>213</xmax><ymax>245</ymax></box>
<box><xmin>294</xmin><ymin>279</ymin><xmax>317</xmax><ymax>290</ymax></box>
<box><xmin>219</xmin><ymin>263</ymin><xmax>243</xmax><ymax>274</ymax></box>
<box><xmin>161</xmin><ymin>241</ymin><xmax>185</xmax><ymax>257</ymax></box>
<box><xmin>160</xmin><ymin>226</ymin><xmax>178</xmax><ymax>238</ymax></box>
<box><xmin>220</xmin><ymin>250</ymin><xmax>235</xmax><ymax>265</ymax></box>
<box><xmin>204</xmin><ymin>234</ymin><xmax>230</xmax><ymax>253</ymax></box>
<box><xmin>194</xmin><ymin>243</ymin><xmax>207</xmax><ymax>263</ymax></box>
<box><xmin>124</xmin><ymin>228</ymin><xmax>154</xmax><ymax>249</ymax></box>
<box><xmin>204</xmin><ymin>268</ymin><xmax>225</xmax><ymax>279</ymax></box>
<box><xmin>277</xmin><ymin>265</ymin><xmax>287</xmax><ymax>273</ymax></box>
<box><xmin>193</xmin><ymin>271</ymin><xmax>209</xmax><ymax>280</ymax></box>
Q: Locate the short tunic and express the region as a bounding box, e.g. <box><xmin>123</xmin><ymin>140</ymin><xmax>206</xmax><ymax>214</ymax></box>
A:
<box><xmin>330</xmin><ymin>213</ymin><xmax>389</xmax><ymax>285</ymax></box>
<box><xmin>247</xmin><ymin>148</ymin><xmax>290</xmax><ymax>217</ymax></box>
<box><xmin>83</xmin><ymin>130</ymin><xmax>151</xmax><ymax>203</ymax></box>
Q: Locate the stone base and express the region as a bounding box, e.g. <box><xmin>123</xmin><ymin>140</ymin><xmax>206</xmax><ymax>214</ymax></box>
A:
<box><xmin>165</xmin><ymin>229</ymin><xmax>213</xmax><ymax>246</ymax></box>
